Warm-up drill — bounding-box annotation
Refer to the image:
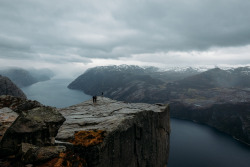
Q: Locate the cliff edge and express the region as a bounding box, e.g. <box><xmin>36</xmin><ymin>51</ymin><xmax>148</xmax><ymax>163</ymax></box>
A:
<box><xmin>56</xmin><ymin>97</ymin><xmax>170</xmax><ymax>167</ymax></box>
<box><xmin>0</xmin><ymin>96</ymin><xmax>170</xmax><ymax>167</ymax></box>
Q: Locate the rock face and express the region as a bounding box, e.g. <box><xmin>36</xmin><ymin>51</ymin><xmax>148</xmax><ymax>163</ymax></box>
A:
<box><xmin>56</xmin><ymin>97</ymin><xmax>170</xmax><ymax>167</ymax></box>
<box><xmin>0</xmin><ymin>96</ymin><xmax>66</xmax><ymax>167</ymax></box>
<box><xmin>0</xmin><ymin>75</ymin><xmax>26</xmax><ymax>98</ymax></box>
<box><xmin>0</xmin><ymin>95</ymin><xmax>44</xmax><ymax>145</ymax></box>
<box><xmin>0</xmin><ymin>106</ymin><xmax>65</xmax><ymax>156</ymax></box>
<box><xmin>0</xmin><ymin>96</ymin><xmax>170</xmax><ymax>167</ymax></box>
<box><xmin>0</xmin><ymin>95</ymin><xmax>43</xmax><ymax>113</ymax></box>
<box><xmin>0</xmin><ymin>107</ymin><xmax>19</xmax><ymax>142</ymax></box>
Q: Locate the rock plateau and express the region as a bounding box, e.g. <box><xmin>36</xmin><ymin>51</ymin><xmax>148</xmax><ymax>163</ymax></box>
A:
<box><xmin>0</xmin><ymin>96</ymin><xmax>170</xmax><ymax>167</ymax></box>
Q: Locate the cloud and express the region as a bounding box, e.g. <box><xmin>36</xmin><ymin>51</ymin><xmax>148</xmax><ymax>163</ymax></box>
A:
<box><xmin>0</xmin><ymin>0</ymin><xmax>250</xmax><ymax>72</ymax></box>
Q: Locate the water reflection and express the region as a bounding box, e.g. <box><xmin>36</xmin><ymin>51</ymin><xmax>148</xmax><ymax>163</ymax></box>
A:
<box><xmin>21</xmin><ymin>78</ymin><xmax>91</xmax><ymax>108</ymax></box>
<box><xmin>168</xmin><ymin>118</ymin><xmax>250</xmax><ymax>167</ymax></box>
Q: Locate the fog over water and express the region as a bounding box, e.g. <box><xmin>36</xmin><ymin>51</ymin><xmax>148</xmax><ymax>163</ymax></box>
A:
<box><xmin>21</xmin><ymin>79</ymin><xmax>250</xmax><ymax>166</ymax></box>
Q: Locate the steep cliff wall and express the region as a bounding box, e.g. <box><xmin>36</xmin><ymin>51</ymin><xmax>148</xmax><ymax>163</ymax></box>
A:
<box><xmin>56</xmin><ymin>97</ymin><xmax>170</xmax><ymax>167</ymax></box>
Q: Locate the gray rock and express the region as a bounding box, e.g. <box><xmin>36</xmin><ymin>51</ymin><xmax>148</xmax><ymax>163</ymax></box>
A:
<box><xmin>0</xmin><ymin>95</ymin><xmax>43</xmax><ymax>114</ymax></box>
<box><xmin>0</xmin><ymin>107</ymin><xmax>19</xmax><ymax>143</ymax></box>
<box><xmin>19</xmin><ymin>143</ymin><xmax>66</xmax><ymax>164</ymax></box>
<box><xmin>0</xmin><ymin>106</ymin><xmax>65</xmax><ymax>156</ymax></box>
<box><xmin>57</xmin><ymin>97</ymin><xmax>170</xmax><ymax>167</ymax></box>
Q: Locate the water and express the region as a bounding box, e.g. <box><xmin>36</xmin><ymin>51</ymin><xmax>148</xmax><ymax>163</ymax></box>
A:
<box><xmin>21</xmin><ymin>79</ymin><xmax>250</xmax><ymax>166</ymax></box>
<box><xmin>21</xmin><ymin>78</ymin><xmax>91</xmax><ymax>108</ymax></box>
<box><xmin>168</xmin><ymin>119</ymin><xmax>250</xmax><ymax>167</ymax></box>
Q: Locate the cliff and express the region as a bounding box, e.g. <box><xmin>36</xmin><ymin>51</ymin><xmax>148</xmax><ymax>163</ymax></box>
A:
<box><xmin>0</xmin><ymin>75</ymin><xmax>26</xmax><ymax>98</ymax></box>
<box><xmin>56</xmin><ymin>97</ymin><xmax>170</xmax><ymax>167</ymax></box>
<box><xmin>0</xmin><ymin>96</ymin><xmax>170</xmax><ymax>167</ymax></box>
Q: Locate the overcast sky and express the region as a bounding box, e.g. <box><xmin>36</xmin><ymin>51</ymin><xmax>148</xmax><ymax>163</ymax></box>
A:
<box><xmin>1</xmin><ymin>0</ymin><xmax>250</xmax><ymax>77</ymax></box>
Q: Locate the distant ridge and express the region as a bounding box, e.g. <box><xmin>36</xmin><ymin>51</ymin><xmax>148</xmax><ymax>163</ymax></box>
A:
<box><xmin>177</xmin><ymin>67</ymin><xmax>250</xmax><ymax>89</ymax></box>
<box><xmin>0</xmin><ymin>68</ymin><xmax>54</xmax><ymax>87</ymax></box>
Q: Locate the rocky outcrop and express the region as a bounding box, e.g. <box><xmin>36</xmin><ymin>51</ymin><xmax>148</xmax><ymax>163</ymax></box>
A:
<box><xmin>0</xmin><ymin>96</ymin><xmax>170</xmax><ymax>167</ymax></box>
<box><xmin>56</xmin><ymin>97</ymin><xmax>170</xmax><ymax>167</ymax></box>
<box><xmin>0</xmin><ymin>76</ymin><xmax>26</xmax><ymax>98</ymax></box>
<box><xmin>0</xmin><ymin>95</ymin><xmax>43</xmax><ymax>113</ymax></box>
<box><xmin>19</xmin><ymin>143</ymin><xmax>66</xmax><ymax>164</ymax></box>
<box><xmin>0</xmin><ymin>96</ymin><xmax>44</xmax><ymax>146</ymax></box>
<box><xmin>0</xmin><ymin>107</ymin><xmax>19</xmax><ymax>143</ymax></box>
<box><xmin>0</xmin><ymin>106</ymin><xmax>65</xmax><ymax>156</ymax></box>
<box><xmin>0</xmin><ymin>96</ymin><xmax>66</xmax><ymax>166</ymax></box>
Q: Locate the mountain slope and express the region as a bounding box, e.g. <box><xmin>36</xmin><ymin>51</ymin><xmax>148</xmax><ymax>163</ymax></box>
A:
<box><xmin>176</xmin><ymin>67</ymin><xmax>250</xmax><ymax>89</ymax></box>
<box><xmin>0</xmin><ymin>75</ymin><xmax>26</xmax><ymax>98</ymax></box>
<box><xmin>68</xmin><ymin>65</ymin><xmax>165</xmax><ymax>103</ymax></box>
<box><xmin>0</xmin><ymin>68</ymin><xmax>54</xmax><ymax>87</ymax></box>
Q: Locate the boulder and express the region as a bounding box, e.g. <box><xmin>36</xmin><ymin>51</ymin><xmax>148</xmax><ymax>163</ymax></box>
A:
<box><xmin>0</xmin><ymin>95</ymin><xmax>43</xmax><ymax>114</ymax></box>
<box><xmin>19</xmin><ymin>143</ymin><xmax>66</xmax><ymax>164</ymax></box>
<box><xmin>0</xmin><ymin>107</ymin><xmax>19</xmax><ymax>142</ymax></box>
<box><xmin>0</xmin><ymin>106</ymin><xmax>65</xmax><ymax>156</ymax></box>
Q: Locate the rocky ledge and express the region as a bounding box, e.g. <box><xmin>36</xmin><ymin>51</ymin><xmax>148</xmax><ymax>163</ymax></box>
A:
<box><xmin>0</xmin><ymin>96</ymin><xmax>170</xmax><ymax>167</ymax></box>
<box><xmin>56</xmin><ymin>97</ymin><xmax>170</xmax><ymax>167</ymax></box>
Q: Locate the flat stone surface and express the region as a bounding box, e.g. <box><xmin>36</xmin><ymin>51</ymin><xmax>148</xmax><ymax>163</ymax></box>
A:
<box><xmin>57</xmin><ymin>97</ymin><xmax>167</xmax><ymax>140</ymax></box>
<box><xmin>56</xmin><ymin>97</ymin><xmax>170</xmax><ymax>167</ymax></box>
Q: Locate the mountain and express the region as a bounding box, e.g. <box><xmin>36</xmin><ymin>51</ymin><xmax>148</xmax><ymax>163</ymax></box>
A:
<box><xmin>176</xmin><ymin>67</ymin><xmax>250</xmax><ymax>89</ymax></box>
<box><xmin>68</xmin><ymin>65</ymin><xmax>201</xmax><ymax>102</ymax></box>
<box><xmin>0</xmin><ymin>75</ymin><xmax>26</xmax><ymax>98</ymax></box>
<box><xmin>69</xmin><ymin>65</ymin><xmax>250</xmax><ymax>145</ymax></box>
<box><xmin>154</xmin><ymin>67</ymin><xmax>200</xmax><ymax>82</ymax></box>
<box><xmin>0</xmin><ymin>68</ymin><xmax>54</xmax><ymax>87</ymax></box>
<box><xmin>68</xmin><ymin>65</ymin><xmax>250</xmax><ymax>102</ymax></box>
<box><xmin>68</xmin><ymin>65</ymin><xmax>165</xmax><ymax>103</ymax></box>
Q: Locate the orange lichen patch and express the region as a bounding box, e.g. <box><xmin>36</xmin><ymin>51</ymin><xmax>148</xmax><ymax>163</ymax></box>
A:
<box><xmin>70</xmin><ymin>130</ymin><xmax>106</xmax><ymax>147</ymax></box>
<box><xmin>53</xmin><ymin>153</ymin><xmax>67</xmax><ymax>167</ymax></box>
<box><xmin>37</xmin><ymin>152</ymin><xmax>86</xmax><ymax>167</ymax></box>
<box><xmin>36</xmin><ymin>153</ymin><xmax>65</xmax><ymax>167</ymax></box>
